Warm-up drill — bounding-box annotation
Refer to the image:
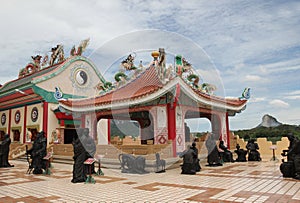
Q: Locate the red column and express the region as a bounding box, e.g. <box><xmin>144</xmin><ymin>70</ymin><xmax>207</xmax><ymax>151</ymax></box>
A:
<box><xmin>167</xmin><ymin>103</ymin><xmax>176</xmax><ymax>157</ymax></box>
<box><xmin>43</xmin><ymin>102</ymin><xmax>48</xmax><ymax>134</ymax></box>
<box><xmin>226</xmin><ymin>112</ymin><xmax>230</xmax><ymax>149</ymax></box>
<box><xmin>8</xmin><ymin>109</ymin><xmax>11</xmax><ymax>136</ymax></box>
<box><xmin>23</xmin><ymin>105</ymin><xmax>27</xmax><ymax>143</ymax></box>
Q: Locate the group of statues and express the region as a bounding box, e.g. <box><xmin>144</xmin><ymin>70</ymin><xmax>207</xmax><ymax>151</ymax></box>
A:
<box><xmin>0</xmin><ymin>134</ymin><xmax>14</xmax><ymax>168</ymax></box>
<box><xmin>1</xmin><ymin>131</ymin><xmax>48</xmax><ymax>174</ymax></box>
<box><xmin>1</xmin><ymin>128</ymin><xmax>98</xmax><ymax>183</ymax></box>
<box><xmin>180</xmin><ymin>134</ymin><xmax>262</xmax><ymax>174</ymax></box>
<box><xmin>71</xmin><ymin>128</ymin><xmax>96</xmax><ymax>183</ymax></box>
<box><xmin>206</xmin><ymin>134</ymin><xmax>261</xmax><ymax>166</ymax></box>
<box><xmin>280</xmin><ymin>133</ymin><xmax>300</xmax><ymax>180</ymax></box>
<box><xmin>3</xmin><ymin>128</ymin><xmax>300</xmax><ymax>182</ymax></box>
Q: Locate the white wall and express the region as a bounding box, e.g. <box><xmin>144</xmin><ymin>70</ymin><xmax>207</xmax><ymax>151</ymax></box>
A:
<box><xmin>97</xmin><ymin>119</ymin><xmax>109</xmax><ymax>145</ymax></box>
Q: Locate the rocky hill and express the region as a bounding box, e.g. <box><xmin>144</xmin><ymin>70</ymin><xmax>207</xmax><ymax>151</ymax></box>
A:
<box><xmin>233</xmin><ymin>114</ymin><xmax>300</xmax><ymax>142</ymax></box>
<box><xmin>257</xmin><ymin>114</ymin><xmax>282</xmax><ymax>128</ymax></box>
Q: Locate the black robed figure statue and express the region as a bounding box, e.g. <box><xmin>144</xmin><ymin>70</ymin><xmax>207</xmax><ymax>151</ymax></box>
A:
<box><xmin>26</xmin><ymin>131</ymin><xmax>47</xmax><ymax>174</ymax></box>
<box><xmin>71</xmin><ymin>128</ymin><xmax>96</xmax><ymax>183</ymax></box>
<box><xmin>0</xmin><ymin>134</ymin><xmax>14</xmax><ymax>167</ymax></box>
<box><xmin>205</xmin><ymin>133</ymin><xmax>222</xmax><ymax>166</ymax></box>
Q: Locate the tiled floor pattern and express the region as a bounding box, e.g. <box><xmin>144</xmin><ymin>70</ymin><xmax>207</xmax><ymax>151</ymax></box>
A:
<box><xmin>0</xmin><ymin>160</ymin><xmax>299</xmax><ymax>202</ymax></box>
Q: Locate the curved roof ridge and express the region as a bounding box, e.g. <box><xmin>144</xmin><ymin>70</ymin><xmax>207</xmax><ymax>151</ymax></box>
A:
<box><xmin>0</xmin><ymin>62</ymin><xmax>63</xmax><ymax>93</ymax></box>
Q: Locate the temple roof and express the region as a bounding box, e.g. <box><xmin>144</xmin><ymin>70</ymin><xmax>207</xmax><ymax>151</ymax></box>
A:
<box><xmin>59</xmin><ymin>65</ymin><xmax>247</xmax><ymax>114</ymax></box>
<box><xmin>0</xmin><ymin>62</ymin><xmax>62</xmax><ymax>94</ymax></box>
<box><xmin>60</xmin><ymin>65</ymin><xmax>165</xmax><ymax>108</ymax></box>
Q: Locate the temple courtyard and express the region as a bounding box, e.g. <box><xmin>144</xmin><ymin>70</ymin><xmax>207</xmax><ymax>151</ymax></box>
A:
<box><xmin>0</xmin><ymin>159</ymin><xmax>299</xmax><ymax>203</ymax></box>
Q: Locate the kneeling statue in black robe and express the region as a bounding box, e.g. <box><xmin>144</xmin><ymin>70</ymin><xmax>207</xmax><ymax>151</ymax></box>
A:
<box><xmin>180</xmin><ymin>145</ymin><xmax>197</xmax><ymax>174</ymax></box>
<box><xmin>26</xmin><ymin>131</ymin><xmax>47</xmax><ymax>174</ymax></box>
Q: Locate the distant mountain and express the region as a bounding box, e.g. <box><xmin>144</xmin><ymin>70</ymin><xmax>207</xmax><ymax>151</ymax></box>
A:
<box><xmin>257</xmin><ymin>114</ymin><xmax>282</xmax><ymax>128</ymax></box>
<box><xmin>233</xmin><ymin>114</ymin><xmax>300</xmax><ymax>142</ymax></box>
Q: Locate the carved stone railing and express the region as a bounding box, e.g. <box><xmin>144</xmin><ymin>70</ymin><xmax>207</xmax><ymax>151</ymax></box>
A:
<box><xmin>9</xmin><ymin>144</ymin><xmax>31</xmax><ymax>159</ymax></box>
<box><xmin>9</xmin><ymin>143</ymin><xmax>54</xmax><ymax>160</ymax></box>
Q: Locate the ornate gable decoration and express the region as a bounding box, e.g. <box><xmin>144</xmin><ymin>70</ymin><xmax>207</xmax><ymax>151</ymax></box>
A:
<box><xmin>18</xmin><ymin>39</ymin><xmax>90</xmax><ymax>78</ymax></box>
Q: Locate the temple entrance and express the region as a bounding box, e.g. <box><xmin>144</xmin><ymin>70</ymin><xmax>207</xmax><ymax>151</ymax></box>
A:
<box><xmin>137</xmin><ymin>111</ymin><xmax>154</xmax><ymax>145</ymax></box>
<box><xmin>98</xmin><ymin>110</ymin><xmax>154</xmax><ymax>145</ymax></box>
<box><xmin>110</xmin><ymin>119</ymin><xmax>139</xmax><ymax>139</ymax></box>
<box><xmin>0</xmin><ymin>130</ymin><xmax>5</xmax><ymax>139</ymax></box>
<box><xmin>12</xmin><ymin>129</ymin><xmax>21</xmax><ymax>142</ymax></box>
<box><xmin>64</xmin><ymin>128</ymin><xmax>79</xmax><ymax>144</ymax></box>
<box><xmin>27</xmin><ymin>128</ymin><xmax>38</xmax><ymax>142</ymax></box>
<box><xmin>184</xmin><ymin>117</ymin><xmax>212</xmax><ymax>142</ymax></box>
<box><xmin>184</xmin><ymin>111</ymin><xmax>213</xmax><ymax>142</ymax></box>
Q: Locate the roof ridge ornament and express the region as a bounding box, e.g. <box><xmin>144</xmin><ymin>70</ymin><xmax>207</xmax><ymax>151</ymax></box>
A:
<box><xmin>18</xmin><ymin>38</ymin><xmax>90</xmax><ymax>78</ymax></box>
<box><xmin>152</xmin><ymin>48</ymin><xmax>173</xmax><ymax>84</ymax></box>
<box><xmin>18</xmin><ymin>54</ymin><xmax>43</xmax><ymax>78</ymax></box>
<box><xmin>239</xmin><ymin>87</ymin><xmax>251</xmax><ymax>100</ymax></box>
<box><xmin>70</xmin><ymin>38</ymin><xmax>90</xmax><ymax>56</ymax></box>
<box><xmin>49</xmin><ymin>44</ymin><xmax>64</xmax><ymax>66</ymax></box>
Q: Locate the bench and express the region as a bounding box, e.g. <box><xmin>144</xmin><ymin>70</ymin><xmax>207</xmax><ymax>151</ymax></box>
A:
<box><xmin>84</xmin><ymin>158</ymin><xmax>96</xmax><ymax>184</ymax></box>
<box><xmin>43</xmin><ymin>152</ymin><xmax>53</xmax><ymax>175</ymax></box>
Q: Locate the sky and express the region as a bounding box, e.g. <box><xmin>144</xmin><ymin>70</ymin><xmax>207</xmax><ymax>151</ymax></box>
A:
<box><xmin>0</xmin><ymin>0</ymin><xmax>299</xmax><ymax>131</ymax></box>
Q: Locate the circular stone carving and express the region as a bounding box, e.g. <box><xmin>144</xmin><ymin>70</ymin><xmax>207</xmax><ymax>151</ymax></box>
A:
<box><xmin>1</xmin><ymin>113</ymin><xmax>6</xmax><ymax>125</ymax></box>
<box><xmin>15</xmin><ymin>110</ymin><xmax>21</xmax><ymax>124</ymax></box>
<box><xmin>31</xmin><ymin>107</ymin><xmax>38</xmax><ymax>122</ymax></box>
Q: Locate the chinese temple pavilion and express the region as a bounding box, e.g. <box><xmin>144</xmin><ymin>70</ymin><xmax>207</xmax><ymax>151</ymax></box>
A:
<box><xmin>0</xmin><ymin>40</ymin><xmax>248</xmax><ymax>161</ymax></box>
<box><xmin>58</xmin><ymin>48</ymin><xmax>248</xmax><ymax>157</ymax></box>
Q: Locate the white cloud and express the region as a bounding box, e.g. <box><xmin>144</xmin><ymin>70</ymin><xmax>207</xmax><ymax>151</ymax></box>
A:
<box><xmin>245</xmin><ymin>75</ymin><xmax>263</xmax><ymax>82</ymax></box>
<box><xmin>285</xmin><ymin>95</ymin><xmax>300</xmax><ymax>100</ymax></box>
<box><xmin>258</xmin><ymin>58</ymin><xmax>300</xmax><ymax>75</ymax></box>
<box><xmin>284</xmin><ymin>90</ymin><xmax>300</xmax><ymax>100</ymax></box>
<box><xmin>287</xmin><ymin>90</ymin><xmax>300</xmax><ymax>95</ymax></box>
<box><xmin>250</xmin><ymin>97</ymin><xmax>266</xmax><ymax>103</ymax></box>
<box><xmin>269</xmin><ymin>99</ymin><xmax>290</xmax><ymax>108</ymax></box>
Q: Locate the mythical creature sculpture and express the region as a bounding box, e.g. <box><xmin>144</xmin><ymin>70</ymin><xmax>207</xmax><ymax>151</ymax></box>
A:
<box><xmin>119</xmin><ymin>153</ymin><xmax>148</xmax><ymax>174</ymax></box>
<box><xmin>49</xmin><ymin>45</ymin><xmax>64</xmax><ymax>66</ymax></box>
<box><xmin>121</xmin><ymin>54</ymin><xmax>136</xmax><ymax>70</ymax></box>
<box><xmin>70</xmin><ymin>38</ymin><xmax>90</xmax><ymax>56</ymax></box>
<box><xmin>114</xmin><ymin>72</ymin><xmax>129</xmax><ymax>87</ymax></box>
<box><xmin>187</xmin><ymin>74</ymin><xmax>200</xmax><ymax>89</ymax></box>
<box><xmin>155</xmin><ymin>153</ymin><xmax>166</xmax><ymax>173</ymax></box>
<box><xmin>18</xmin><ymin>55</ymin><xmax>42</xmax><ymax>78</ymax></box>
<box><xmin>95</xmin><ymin>81</ymin><xmax>113</xmax><ymax>94</ymax></box>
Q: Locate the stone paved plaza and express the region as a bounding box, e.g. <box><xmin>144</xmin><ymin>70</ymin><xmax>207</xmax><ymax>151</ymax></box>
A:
<box><xmin>0</xmin><ymin>160</ymin><xmax>299</xmax><ymax>203</ymax></box>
